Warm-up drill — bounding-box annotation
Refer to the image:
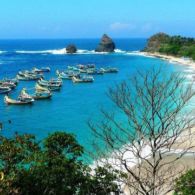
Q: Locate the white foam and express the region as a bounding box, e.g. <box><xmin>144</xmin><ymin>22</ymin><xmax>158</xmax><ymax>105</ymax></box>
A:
<box><xmin>16</xmin><ymin>48</ymin><xmax>146</xmax><ymax>57</ymax></box>
<box><xmin>0</xmin><ymin>50</ymin><xmax>5</xmax><ymax>54</ymax></box>
<box><xmin>114</xmin><ymin>49</ymin><xmax>126</xmax><ymax>53</ymax></box>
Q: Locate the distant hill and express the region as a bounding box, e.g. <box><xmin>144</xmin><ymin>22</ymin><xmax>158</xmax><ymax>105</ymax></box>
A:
<box><xmin>143</xmin><ymin>33</ymin><xmax>195</xmax><ymax>60</ymax></box>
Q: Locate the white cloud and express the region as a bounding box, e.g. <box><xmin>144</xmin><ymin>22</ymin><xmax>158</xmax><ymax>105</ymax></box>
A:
<box><xmin>141</xmin><ymin>23</ymin><xmax>153</xmax><ymax>32</ymax></box>
<box><xmin>109</xmin><ymin>22</ymin><xmax>136</xmax><ymax>31</ymax></box>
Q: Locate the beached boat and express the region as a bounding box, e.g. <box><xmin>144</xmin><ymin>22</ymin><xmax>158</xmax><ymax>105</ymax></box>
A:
<box><xmin>72</xmin><ymin>75</ymin><xmax>94</xmax><ymax>83</ymax></box>
<box><xmin>0</xmin><ymin>86</ymin><xmax>12</xmax><ymax>94</ymax></box>
<box><xmin>4</xmin><ymin>95</ymin><xmax>34</xmax><ymax>105</ymax></box>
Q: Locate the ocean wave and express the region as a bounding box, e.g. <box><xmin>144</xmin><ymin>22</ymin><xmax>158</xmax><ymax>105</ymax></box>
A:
<box><xmin>15</xmin><ymin>48</ymin><xmax>128</xmax><ymax>55</ymax></box>
<box><xmin>0</xmin><ymin>51</ymin><xmax>6</xmax><ymax>54</ymax></box>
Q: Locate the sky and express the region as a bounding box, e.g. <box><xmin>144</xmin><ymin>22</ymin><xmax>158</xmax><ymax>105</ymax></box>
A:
<box><xmin>0</xmin><ymin>0</ymin><xmax>195</xmax><ymax>39</ymax></box>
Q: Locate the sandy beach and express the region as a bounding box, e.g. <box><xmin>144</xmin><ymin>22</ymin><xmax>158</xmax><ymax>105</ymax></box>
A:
<box><xmin>139</xmin><ymin>52</ymin><xmax>195</xmax><ymax>67</ymax></box>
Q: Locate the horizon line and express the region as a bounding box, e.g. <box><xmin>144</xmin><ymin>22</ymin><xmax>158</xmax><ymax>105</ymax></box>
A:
<box><xmin>0</xmin><ymin>37</ymin><xmax>148</xmax><ymax>40</ymax></box>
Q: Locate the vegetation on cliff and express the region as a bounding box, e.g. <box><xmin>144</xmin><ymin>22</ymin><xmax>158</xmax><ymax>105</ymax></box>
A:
<box><xmin>0</xmin><ymin>132</ymin><xmax>121</xmax><ymax>195</ymax></box>
<box><xmin>144</xmin><ymin>33</ymin><xmax>195</xmax><ymax>60</ymax></box>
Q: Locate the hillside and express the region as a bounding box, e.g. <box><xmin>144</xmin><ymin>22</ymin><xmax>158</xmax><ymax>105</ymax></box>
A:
<box><xmin>143</xmin><ymin>33</ymin><xmax>195</xmax><ymax>60</ymax></box>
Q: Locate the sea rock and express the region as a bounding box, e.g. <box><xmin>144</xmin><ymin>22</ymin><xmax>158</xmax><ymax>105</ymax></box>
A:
<box><xmin>66</xmin><ymin>44</ymin><xmax>77</xmax><ymax>54</ymax></box>
<box><xmin>95</xmin><ymin>34</ymin><xmax>115</xmax><ymax>52</ymax></box>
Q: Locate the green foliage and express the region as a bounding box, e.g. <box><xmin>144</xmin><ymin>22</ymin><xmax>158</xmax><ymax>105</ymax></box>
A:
<box><xmin>0</xmin><ymin>132</ymin><xmax>120</xmax><ymax>195</ymax></box>
<box><xmin>145</xmin><ymin>33</ymin><xmax>195</xmax><ymax>59</ymax></box>
<box><xmin>174</xmin><ymin>169</ymin><xmax>195</xmax><ymax>195</ymax></box>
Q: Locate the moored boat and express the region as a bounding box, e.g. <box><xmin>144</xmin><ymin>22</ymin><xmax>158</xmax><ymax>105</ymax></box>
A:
<box><xmin>0</xmin><ymin>86</ymin><xmax>11</xmax><ymax>94</ymax></box>
<box><xmin>87</xmin><ymin>69</ymin><xmax>104</xmax><ymax>75</ymax></box>
<box><xmin>33</xmin><ymin>67</ymin><xmax>50</xmax><ymax>73</ymax></box>
<box><xmin>36</xmin><ymin>83</ymin><xmax>61</xmax><ymax>91</ymax></box>
<box><xmin>4</xmin><ymin>95</ymin><xmax>34</xmax><ymax>105</ymax></box>
<box><xmin>100</xmin><ymin>67</ymin><xmax>118</xmax><ymax>73</ymax></box>
<box><xmin>0</xmin><ymin>81</ymin><xmax>16</xmax><ymax>89</ymax></box>
<box><xmin>32</xmin><ymin>91</ymin><xmax>52</xmax><ymax>100</ymax></box>
<box><xmin>72</xmin><ymin>75</ymin><xmax>94</xmax><ymax>83</ymax></box>
<box><xmin>0</xmin><ymin>78</ymin><xmax>18</xmax><ymax>85</ymax></box>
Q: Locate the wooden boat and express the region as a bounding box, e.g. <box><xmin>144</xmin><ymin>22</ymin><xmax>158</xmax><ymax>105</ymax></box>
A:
<box><xmin>72</xmin><ymin>75</ymin><xmax>94</xmax><ymax>83</ymax></box>
<box><xmin>38</xmin><ymin>80</ymin><xmax>61</xmax><ymax>88</ymax></box>
<box><xmin>0</xmin><ymin>86</ymin><xmax>11</xmax><ymax>94</ymax></box>
<box><xmin>87</xmin><ymin>69</ymin><xmax>104</xmax><ymax>75</ymax></box>
<box><xmin>100</xmin><ymin>67</ymin><xmax>118</xmax><ymax>73</ymax></box>
<box><xmin>36</xmin><ymin>83</ymin><xmax>60</xmax><ymax>91</ymax></box>
<box><xmin>33</xmin><ymin>67</ymin><xmax>50</xmax><ymax>73</ymax></box>
<box><xmin>77</xmin><ymin>64</ymin><xmax>95</xmax><ymax>69</ymax></box>
<box><xmin>39</xmin><ymin>78</ymin><xmax>62</xmax><ymax>86</ymax></box>
<box><xmin>67</xmin><ymin>66</ymin><xmax>79</xmax><ymax>71</ymax></box>
<box><xmin>57</xmin><ymin>71</ymin><xmax>70</xmax><ymax>80</ymax></box>
<box><xmin>32</xmin><ymin>91</ymin><xmax>52</xmax><ymax>100</ymax></box>
<box><xmin>56</xmin><ymin>70</ymin><xmax>79</xmax><ymax>80</ymax></box>
<box><xmin>17</xmin><ymin>74</ymin><xmax>38</xmax><ymax>81</ymax></box>
<box><xmin>4</xmin><ymin>95</ymin><xmax>34</xmax><ymax>105</ymax></box>
<box><xmin>0</xmin><ymin>81</ymin><xmax>16</xmax><ymax>89</ymax></box>
<box><xmin>35</xmin><ymin>84</ymin><xmax>50</xmax><ymax>92</ymax></box>
<box><xmin>0</xmin><ymin>78</ymin><xmax>18</xmax><ymax>85</ymax></box>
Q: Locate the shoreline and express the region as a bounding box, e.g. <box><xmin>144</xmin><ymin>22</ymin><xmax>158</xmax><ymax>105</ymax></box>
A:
<box><xmin>139</xmin><ymin>51</ymin><xmax>195</xmax><ymax>67</ymax></box>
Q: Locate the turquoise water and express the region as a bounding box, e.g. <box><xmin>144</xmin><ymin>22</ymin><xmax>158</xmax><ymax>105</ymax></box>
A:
<box><xmin>0</xmin><ymin>39</ymin><xmax>186</xmax><ymax>148</ymax></box>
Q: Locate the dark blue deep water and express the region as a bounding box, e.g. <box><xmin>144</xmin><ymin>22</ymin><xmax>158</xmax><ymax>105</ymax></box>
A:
<box><xmin>0</xmin><ymin>39</ymin><xmax>186</xmax><ymax>148</ymax></box>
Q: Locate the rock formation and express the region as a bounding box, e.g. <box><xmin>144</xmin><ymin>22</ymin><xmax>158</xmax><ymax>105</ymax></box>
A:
<box><xmin>143</xmin><ymin>32</ymin><xmax>170</xmax><ymax>52</ymax></box>
<box><xmin>95</xmin><ymin>34</ymin><xmax>115</xmax><ymax>52</ymax></box>
<box><xmin>66</xmin><ymin>44</ymin><xmax>77</xmax><ymax>54</ymax></box>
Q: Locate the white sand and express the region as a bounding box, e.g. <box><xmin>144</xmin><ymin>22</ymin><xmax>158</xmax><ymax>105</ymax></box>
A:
<box><xmin>139</xmin><ymin>52</ymin><xmax>195</xmax><ymax>67</ymax></box>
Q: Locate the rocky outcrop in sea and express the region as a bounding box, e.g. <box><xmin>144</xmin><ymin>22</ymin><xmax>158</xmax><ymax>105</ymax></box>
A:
<box><xmin>95</xmin><ymin>34</ymin><xmax>115</xmax><ymax>52</ymax></box>
<box><xmin>66</xmin><ymin>44</ymin><xmax>77</xmax><ymax>54</ymax></box>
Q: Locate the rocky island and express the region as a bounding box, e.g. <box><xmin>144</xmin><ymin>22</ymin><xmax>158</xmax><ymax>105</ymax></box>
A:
<box><xmin>95</xmin><ymin>34</ymin><xmax>115</xmax><ymax>52</ymax></box>
<box><xmin>66</xmin><ymin>44</ymin><xmax>77</xmax><ymax>54</ymax></box>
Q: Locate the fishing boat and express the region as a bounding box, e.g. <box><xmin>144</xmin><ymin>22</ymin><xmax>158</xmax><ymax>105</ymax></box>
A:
<box><xmin>17</xmin><ymin>74</ymin><xmax>39</xmax><ymax>81</ymax></box>
<box><xmin>57</xmin><ymin>70</ymin><xmax>79</xmax><ymax>80</ymax></box>
<box><xmin>0</xmin><ymin>86</ymin><xmax>11</xmax><ymax>94</ymax></box>
<box><xmin>4</xmin><ymin>95</ymin><xmax>34</xmax><ymax>105</ymax></box>
<box><xmin>5</xmin><ymin>89</ymin><xmax>34</xmax><ymax>105</ymax></box>
<box><xmin>100</xmin><ymin>67</ymin><xmax>118</xmax><ymax>73</ymax></box>
<box><xmin>0</xmin><ymin>78</ymin><xmax>18</xmax><ymax>85</ymax></box>
<box><xmin>0</xmin><ymin>81</ymin><xmax>16</xmax><ymax>89</ymax></box>
<box><xmin>36</xmin><ymin>83</ymin><xmax>60</xmax><ymax>91</ymax></box>
<box><xmin>56</xmin><ymin>70</ymin><xmax>70</xmax><ymax>80</ymax></box>
<box><xmin>38</xmin><ymin>78</ymin><xmax>62</xmax><ymax>86</ymax></box>
<box><xmin>87</xmin><ymin>69</ymin><xmax>104</xmax><ymax>75</ymax></box>
<box><xmin>35</xmin><ymin>84</ymin><xmax>50</xmax><ymax>92</ymax></box>
<box><xmin>72</xmin><ymin>75</ymin><xmax>94</xmax><ymax>83</ymax></box>
<box><xmin>67</xmin><ymin>66</ymin><xmax>79</xmax><ymax>71</ymax></box>
<box><xmin>33</xmin><ymin>67</ymin><xmax>50</xmax><ymax>73</ymax></box>
<box><xmin>32</xmin><ymin>91</ymin><xmax>52</xmax><ymax>100</ymax></box>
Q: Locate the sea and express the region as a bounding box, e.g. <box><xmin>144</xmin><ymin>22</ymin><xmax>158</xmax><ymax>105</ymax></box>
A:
<box><xmin>0</xmin><ymin>39</ymin><xmax>192</xmax><ymax>150</ymax></box>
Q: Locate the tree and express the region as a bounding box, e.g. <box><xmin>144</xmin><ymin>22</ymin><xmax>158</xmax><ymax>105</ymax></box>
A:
<box><xmin>89</xmin><ymin>68</ymin><xmax>195</xmax><ymax>195</ymax></box>
<box><xmin>174</xmin><ymin>169</ymin><xmax>195</xmax><ymax>195</ymax></box>
<box><xmin>0</xmin><ymin>131</ymin><xmax>120</xmax><ymax>195</ymax></box>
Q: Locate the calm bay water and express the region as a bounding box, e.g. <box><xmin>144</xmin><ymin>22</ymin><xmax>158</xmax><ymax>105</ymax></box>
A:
<box><xmin>0</xmin><ymin>39</ymin><xmax>187</xmax><ymax>148</ymax></box>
